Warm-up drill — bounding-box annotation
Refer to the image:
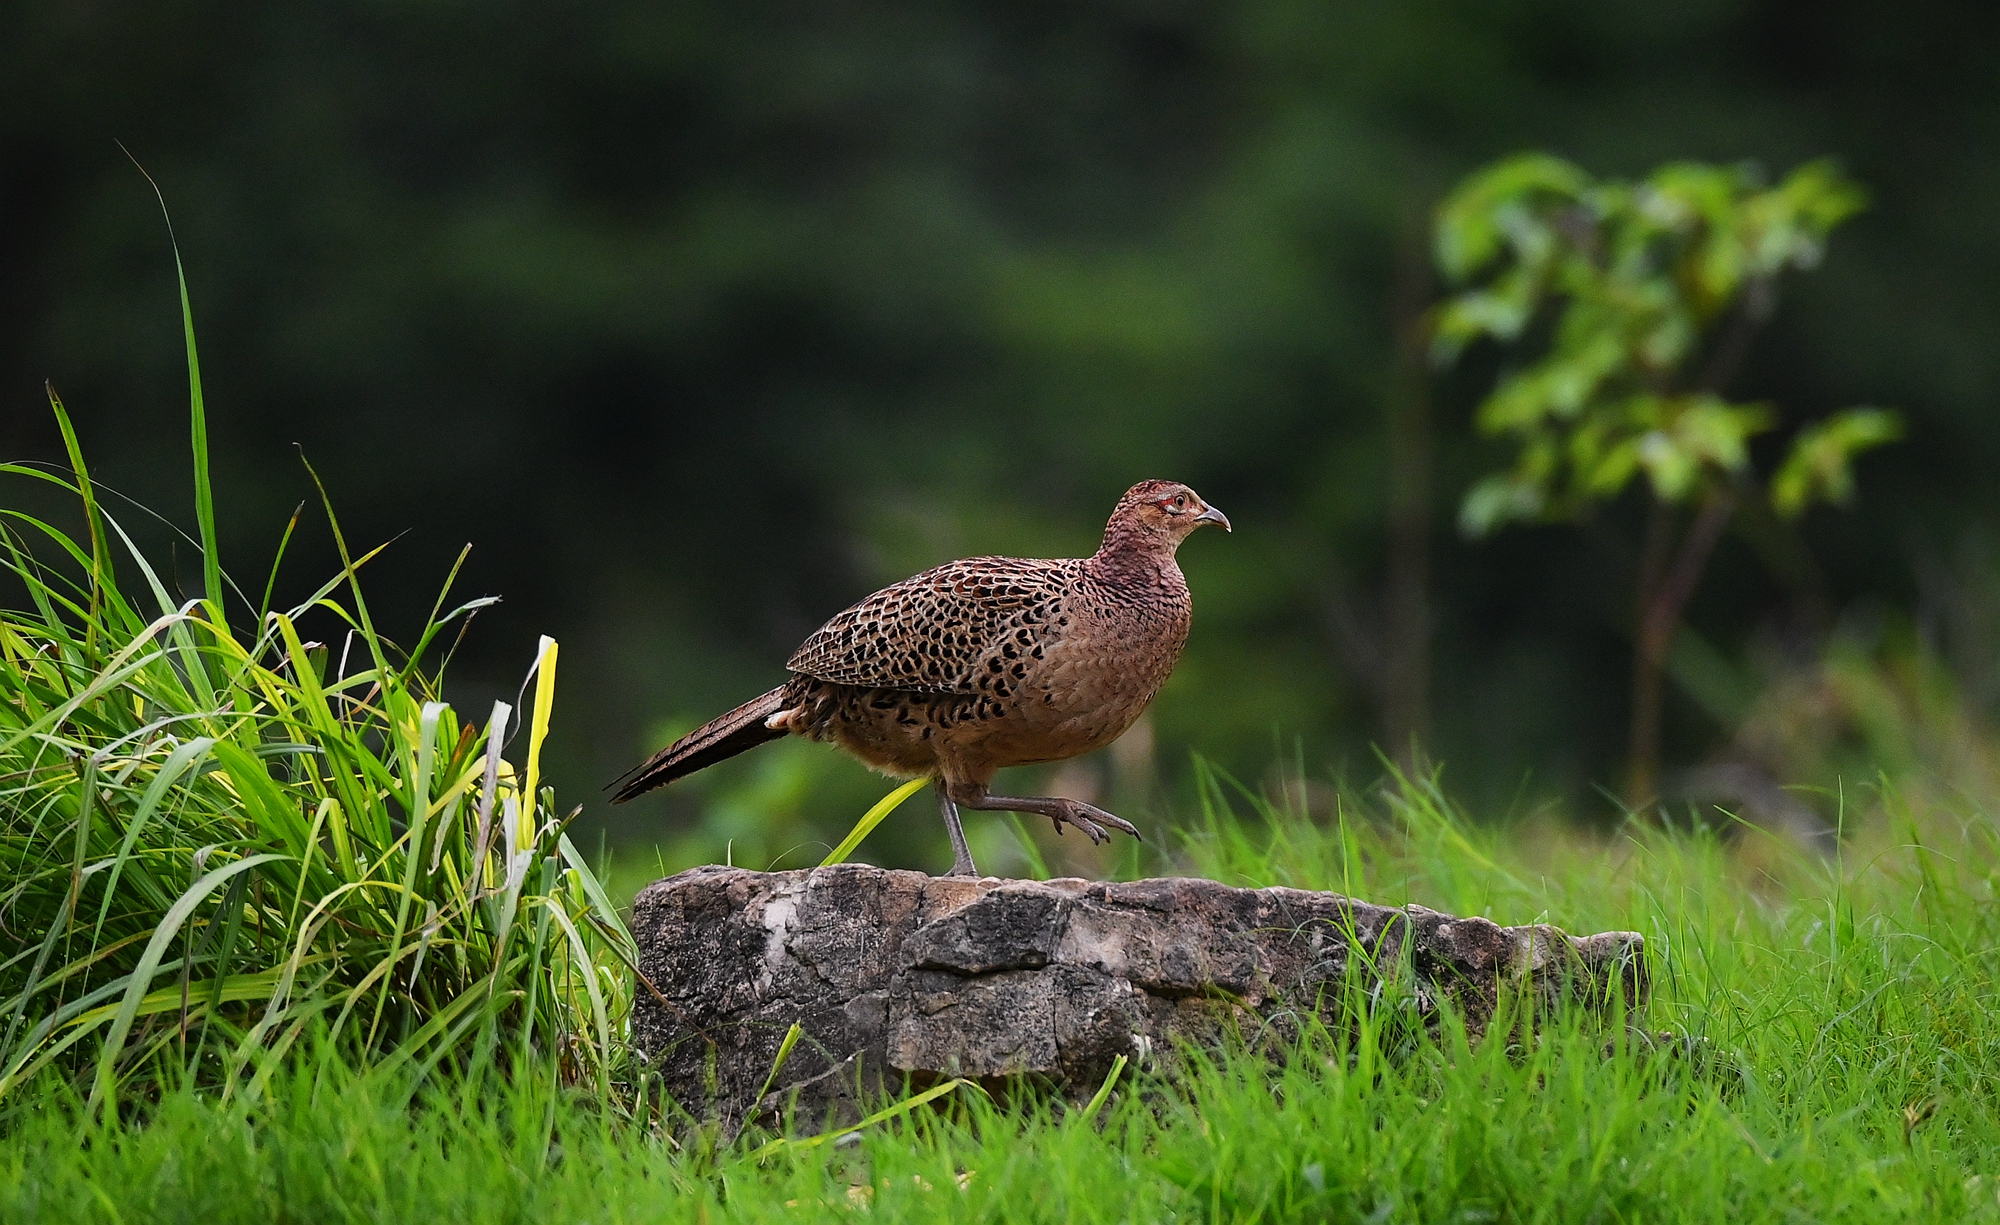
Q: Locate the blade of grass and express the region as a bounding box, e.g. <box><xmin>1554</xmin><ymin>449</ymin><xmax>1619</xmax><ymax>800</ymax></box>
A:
<box><xmin>88</xmin><ymin>853</ymin><xmax>286</xmax><ymax>1113</ymax></box>
<box><xmin>46</xmin><ymin>386</ymin><xmax>113</xmax><ymax>637</ymax></box>
<box><xmin>368</xmin><ymin>701</ymin><xmax>444</xmax><ymax>1048</ymax></box>
<box><xmin>122</xmin><ymin>145</ymin><xmax>224</xmax><ymax>629</ymax></box>
<box><xmin>752</xmin><ymin>1021</ymin><xmax>806</xmax><ymax>1112</ymax></box>
<box><xmin>821</xmin><ymin>777</ymin><xmax>929</xmax><ymax>867</ymax></box>
<box><xmin>752</xmin><ymin>1077</ymin><xmax>978</xmax><ymax>1159</ymax></box>
<box><xmin>1079</xmin><ymin>1052</ymin><xmax>1128</xmax><ymax>1122</ymax></box>
<box><xmin>1006</xmin><ymin>813</ymin><xmax>1052</xmax><ymax>880</ymax></box>
<box><xmin>521</xmin><ymin>636</ymin><xmax>557</xmax><ymax>847</ymax></box>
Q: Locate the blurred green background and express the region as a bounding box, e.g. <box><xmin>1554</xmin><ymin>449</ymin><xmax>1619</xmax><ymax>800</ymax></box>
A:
<box><xmin>7</xmin><ymin>1</ymin><xmax>2000</xmax><ymax>877</ymax></box>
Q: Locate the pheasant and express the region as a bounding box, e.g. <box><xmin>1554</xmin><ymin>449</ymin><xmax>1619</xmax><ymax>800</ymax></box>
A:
<box><xmin>609</xmin><ymin>479</ymin><xmax>1230</xmax><ymax>876</ymax></box>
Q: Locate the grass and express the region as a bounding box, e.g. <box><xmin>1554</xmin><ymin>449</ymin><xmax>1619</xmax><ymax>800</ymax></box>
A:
<box><xmin>0</xmin><ymin>220</ymin><xmax>632</xmax><ymax>1109</ymax></box>
<box><xmin>8</xmin><ymin>227</ymin><xmax>2000</xmax><ymax>1219</ymax></box>
<box><xmin>9</xmin><ymin>394</ymin><xmax>2000</xmax><ymax>1225</ymax></box>
<box><xmin>5</xmin><ymin>769</ymin><xmax>2000</xmax><ymax>1221</ymax></box>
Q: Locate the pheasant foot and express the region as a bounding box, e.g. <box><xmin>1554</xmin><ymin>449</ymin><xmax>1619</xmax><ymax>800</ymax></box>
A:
<box><xmin>949</xmin><ymin>784</ymin><xmax>1144</xmax><ymax>849</ymax></box>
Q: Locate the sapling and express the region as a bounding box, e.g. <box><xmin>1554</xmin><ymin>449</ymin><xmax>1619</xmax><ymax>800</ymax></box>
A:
<box><xmin>1433</xmin><ymin>154</ymin><xmax>1899</xmax><ymax>806</ymax></box>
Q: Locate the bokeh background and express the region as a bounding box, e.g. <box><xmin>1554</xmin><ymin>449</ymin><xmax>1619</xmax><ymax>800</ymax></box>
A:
<box><xmin>8</xmin><ymin>1</ymin><xmax>2000</xmax><ymax>877</ymax></box>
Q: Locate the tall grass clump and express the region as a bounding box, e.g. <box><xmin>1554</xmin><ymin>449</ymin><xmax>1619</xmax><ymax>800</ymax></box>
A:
<box><xmin>0</xmin><ymin>248</ymin><xmax>630</xmax><ymax>1110</ymax></box>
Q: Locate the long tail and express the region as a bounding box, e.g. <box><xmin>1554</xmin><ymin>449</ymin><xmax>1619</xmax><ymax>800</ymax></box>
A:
<box><xmin>607</xmin><ymin>685</ymin><xmax>790</xmax><ymax>803</ymax></box>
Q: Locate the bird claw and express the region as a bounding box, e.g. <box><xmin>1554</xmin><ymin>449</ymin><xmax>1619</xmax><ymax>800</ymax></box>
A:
<box><xmin>1049</xmin><ymin>801</ymin><xmax>1143</xmax><ymax>845</ymax></box>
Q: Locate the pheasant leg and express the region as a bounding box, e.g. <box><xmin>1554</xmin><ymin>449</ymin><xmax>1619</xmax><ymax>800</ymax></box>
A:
<box><xmin>948</xmin><ymin>783</ymin><xmax>1143</xmax><ymax>847</ymax></box>
<box><xmin>936</xmin><ymin>781</ymin><xmax>980</xmax><ymax>877</ymax></box>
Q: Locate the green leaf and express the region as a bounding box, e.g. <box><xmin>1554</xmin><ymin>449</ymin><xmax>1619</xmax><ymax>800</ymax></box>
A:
<box><xmin>1458</xmin><ymin>473</ymin><xmax>1543</xmax><ymax>537</ymax></box>
<box><xmin>1433</xmin><ymin>152</ymin><xmax>1591</xmax><ymax>283</ymax></box>
<box><xmin>1579</xmin><ymin>436</ymin><xmax>1642</xmax><ymax>498</ymax></box>
<box><xmin>1438</xmin><ymin>154</ymin><xmax>1873</xmax><ymax>533</ymax></box>
<box><xmin>1772</xmin><ymin>408</ymin><xmax>1903</xmax><ymax>517</ymax></box>
<box><xmin>1636</xmin><ymin>430</ymin><xmax>1699</xmax><ymax>502</ymax></box>
<box><xmin>1672</xmin><ymin>395</ymin><xmax>1773</xmax><ymax>473</ymax></box>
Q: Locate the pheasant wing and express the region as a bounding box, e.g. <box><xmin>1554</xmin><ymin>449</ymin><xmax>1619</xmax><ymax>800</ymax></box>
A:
<box><xmin>786</xmin><ymin>557</ymin><xmax>1075</xmax><ymax>693</ymax></box>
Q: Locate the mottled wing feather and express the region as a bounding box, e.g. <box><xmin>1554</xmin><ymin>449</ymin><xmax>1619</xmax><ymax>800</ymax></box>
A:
<box><xmin>786</xmin><ymin>557</ymin><xmax>1078</xmax><ymax>694</ymax></box>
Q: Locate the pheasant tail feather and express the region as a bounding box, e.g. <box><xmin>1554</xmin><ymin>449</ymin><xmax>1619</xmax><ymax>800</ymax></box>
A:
<box><xmin>608</xmin><ymin>685</ymin><xmax>789</xmax><ymax>802</ymax></box>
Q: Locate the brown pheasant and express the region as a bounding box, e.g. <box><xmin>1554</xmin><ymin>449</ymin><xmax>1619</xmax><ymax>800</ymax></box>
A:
<box><xmin>609</xmin><ymin>479</ymin><xmax>1230</xmax><ymax>876</ymax></box>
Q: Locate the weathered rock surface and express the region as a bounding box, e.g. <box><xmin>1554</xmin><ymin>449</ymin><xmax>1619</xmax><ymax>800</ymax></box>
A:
<box><xmin>630</xmin><ymin>865</ymin><xmax>1646</xmax><ymax>1131</ymax></box>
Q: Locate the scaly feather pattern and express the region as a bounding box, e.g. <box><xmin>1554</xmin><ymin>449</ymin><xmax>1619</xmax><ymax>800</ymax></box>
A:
<box><xmin>784</xmin><ymin>556</ymin><xmax>1081</xmax><ymax>698</ymax></box>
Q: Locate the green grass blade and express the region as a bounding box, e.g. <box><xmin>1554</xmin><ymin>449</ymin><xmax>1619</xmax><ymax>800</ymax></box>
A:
<box><xmin>0</xmin><ymin>759</ymin><xmax>97</xmax><ymax>1063</ymax></box>
<box><xmin>820</xmin><ymin>776</ymin><xmax>930</xmax><ymax>867</ymax></box>
<box><xmin>87</xmin><ymin>853</ymin><xmax>286</xmax><ymax>1113</ymax></box>
<box><xmin>540</xmin><ymin>903</ymin><xmax>612</xmax><ymax>1097</ymax></box>
<box><xmin>557</xmin><ymin>833</ymin><xmax>633</xmax><ymax>951</ymax></box>
<box><xmin>368</xmin><ymin>701</ymin><xmax>444</xmax><ymax>1048</ymax></box>
<box><xmin>122</xmin><ymin>147</ymin><xmax>225</xmax><ymax>627</ymax></box>
<box><xmin>1079</xmin><ymin>1052</ymin><xmax>1128</xmax><ymax>1122</ymax></box>
<box><xmin>256</xmin><ymin>504</ymin><xmax>303</xmax><ymax>630</ymax></box>
<box><xmin>752</xmin><ymin>1077</ymin><xmax>978</xmax><ymax>1159</ymax></box>
<box><xmin>45</xmin><ymin>386</ymin><xmax>114</xmax><ymax>633</ymax></box>
<box><xmin>752</xmin><ymin>1021</ymin><xmax>806</xmax><ymax>1112</ymax></box>
<box><xmin>1006</xmin><ymin>813</ymin><xmax>1052</xmax><ymax>879</ymax></box>
<box><xmin>92</xmin><ymin>736</ymin><xmax>218</xmax><ymax>941</ymax></box>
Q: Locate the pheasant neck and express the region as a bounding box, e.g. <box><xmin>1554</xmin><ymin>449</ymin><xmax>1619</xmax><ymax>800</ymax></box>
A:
<box><xmin>1088</xmin><ymin>525</ymin><xmax>1180</xmax><ymax>589</ymax></box>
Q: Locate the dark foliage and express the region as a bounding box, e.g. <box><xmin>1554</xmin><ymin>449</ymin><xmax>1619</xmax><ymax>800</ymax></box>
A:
<box><xmin>6</xmin><ymin>1</ymin><xmax>1999</xmax><ymax>860</ymax></box>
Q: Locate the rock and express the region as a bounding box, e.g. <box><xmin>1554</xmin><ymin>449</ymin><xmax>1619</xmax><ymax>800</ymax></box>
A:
<box><xmin>629</xmin><ymin>865</ymin><xmax>1646</xmax><ymax>1133</ymax></box>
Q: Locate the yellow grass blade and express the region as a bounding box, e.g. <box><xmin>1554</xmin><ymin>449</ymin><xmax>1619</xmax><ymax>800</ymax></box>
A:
<box><xmin>521</xmin><ymin>636</ymin><xmax>558</xmax><ymax>844</ymax></box>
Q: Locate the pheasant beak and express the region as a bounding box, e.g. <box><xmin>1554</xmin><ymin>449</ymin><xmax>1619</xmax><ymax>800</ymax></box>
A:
<box><xmin>1193</xmin><ymin>504</ymin><xmax>1231</xmax><ymax>532</ymax></box>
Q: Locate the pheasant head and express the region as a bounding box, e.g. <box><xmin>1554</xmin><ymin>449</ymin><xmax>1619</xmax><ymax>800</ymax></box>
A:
<box><xmin>1099</xmin><ymin>479</ymin><xmax>1230</xmax><ymax>556</ymax></box>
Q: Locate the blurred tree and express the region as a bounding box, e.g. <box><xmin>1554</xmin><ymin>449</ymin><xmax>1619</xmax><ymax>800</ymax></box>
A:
<box><xmin>8</xmin><ymin>0</ymin><xmax>2000</xmax><ymax>849</ymax></box>
<box><xmin>1433</xmin><ymin>155</ymin><xmax>1902</xmax><ymax>806</ymax></box>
